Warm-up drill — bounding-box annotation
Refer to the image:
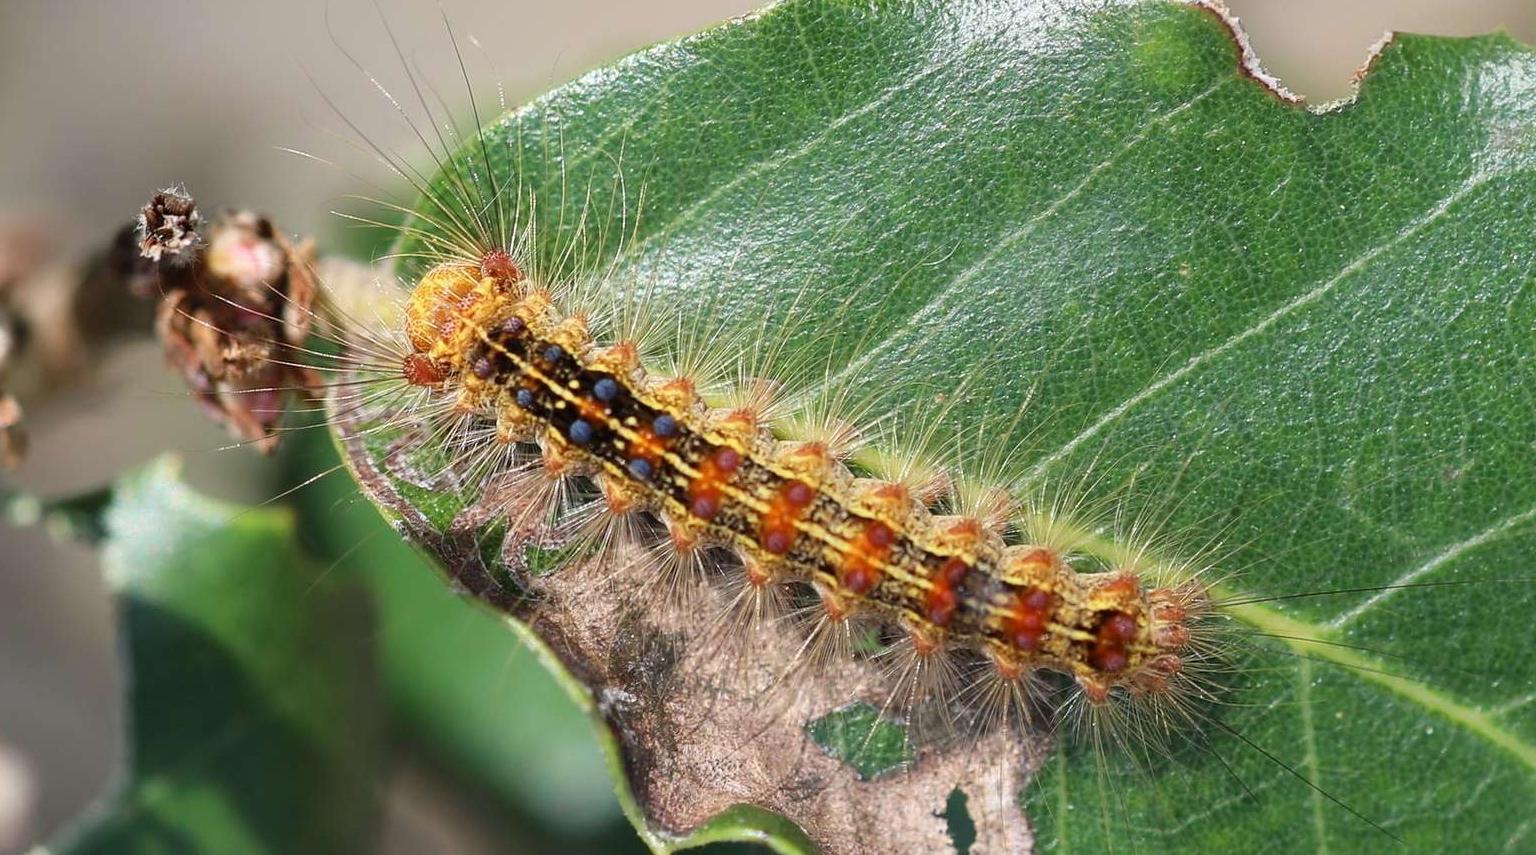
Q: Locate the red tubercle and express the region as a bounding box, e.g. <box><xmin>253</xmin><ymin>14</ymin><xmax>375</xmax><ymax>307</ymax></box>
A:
<box><xmin>757</xmin><ymin>479</ymin><xmax>816</xmax><ymax>556</ymax></box>
<box><xmin>480</xmin><ymin>250</ymin><xmax>522</xmax><ymax>284</ymax></box>
<box><xmin>1091</xmin><ymin>646</ymin><xmax>1130</xmax><ymax>674</ymax></box>
<box><xmin>783</xmin><ymin>480</ymin><xmax>815</xmax><ymax>508</ymax></box>
<box><xmin>688</xmin><ymin>489</ymin><xmax>721</xmax><ymax>521</ymax></box>
<box><xmin>1089</xmin><ymin>609</ymin><xmax>1141</xmax><ymax>674</ymax></box>
<box><xmin>760</xmin><ymin>521</ymin><xmax>796</xmax><ymax>555</ymax></box>
<box><xmin>940</xmin><ymin>556</ymin><xmax>972</xmax><ymax>586</ymax></box>
<box><xmin>1021</xmin><ymin>587</ymin><xmax>1053</xmax><ymax>612</ymax></box>
<box><xmin>838</xmin><ymin>519</ymin><xmax>895</xmax><ymax>596</ymax></box>
<box><xmin>922</xmin><ymin>556</ymin><xmax>973</xmax><ymax>629</ymax></box>
<box><xmin>1004</xmin><ymin>585</ymin><xmax>1056</xmax><ymax>652</ymax></box>
<box><xmin>714</xmin><ymin>447</ymin><xmax>741</xmax><ymax>471</ymax></box>
<box><xmin>863</xmin><ymin>520</ymin><xmax>894</xmax><ymax>549</ymax></box>
<box><xmin>924</xmin><ymin>587</ymin><xmax>958</xmax><ymax>628</ymax></box>
<box><xmin>1109</xmin><ymin>612</ymin><xmax>1139</xmax><ymax>642</ymax></box>
<box><xmin>841</xmin><ymin>564</ymin><xmax>878</xmax><ymax>595</ymax></box>
<box><xmin>1010</xmin><ymin>619</ymin><xmax>1045</xmax><ymax>651</ymax></box>
<box><xmin>402</xmin><ymin>353</ymin><xmax>449</xmax><ymax>386</ymax></box>
<box><xmin>686</xmin><ymin>445</ymin><xmax>744</xmax><ymax>521</ymax></box>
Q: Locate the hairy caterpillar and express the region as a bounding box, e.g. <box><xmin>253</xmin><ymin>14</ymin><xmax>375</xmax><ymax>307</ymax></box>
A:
<box><xmin>156</xmin><ymin>0</ymin><xmax>1536</xmax><ymax>852</ymax></box>
<box><xmin>401</xmin><ymin>249</ymin><xmax>1205</xmax><ymax>702</ymax></box>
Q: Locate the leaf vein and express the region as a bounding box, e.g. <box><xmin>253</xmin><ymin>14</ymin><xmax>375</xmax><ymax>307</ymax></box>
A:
<box><xmin>1297</xmin><ymin>658</ymin><xmax>1331</xmax><ymax>855</ymax></box>
<box><xmin>1224</xmin><ymin>594</ymin><xmax>1536</xmax><ymax>773</ymax></box>
<box><xmin>1027</xmin><ymin>169</ymin><xmax>1501</xmax><ymax>481</ymax></box>
<box><xmin>820</xmin><ymin>77</ymin><xmax>1234</xmax><ymax>392</ymax></box>
<box><xmin>1331</xmin><ymin>498</ymin><xmax>1536</xmax><ymax>628</ymax></box>
<box><xmin>613</xmin><ymin>53</ymin><xmax>960</xmax><ymax>263</ymax></box>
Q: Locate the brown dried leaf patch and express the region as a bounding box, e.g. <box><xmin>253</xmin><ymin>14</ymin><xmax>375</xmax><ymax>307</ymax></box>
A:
<box><xmin>335</xmin><ymin>402</ymin><xmax>1048</xmax><ymax>854</ymax></box>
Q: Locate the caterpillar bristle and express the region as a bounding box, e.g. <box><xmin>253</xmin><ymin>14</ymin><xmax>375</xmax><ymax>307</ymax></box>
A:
<box><xmin>711</xmin><ymin>552</ymin><xmax>792</xmax><ymax>643</ymax></box>
<box><xmin>859</xmin><ymin>440</ymin><xmax>956</xmax><ymax>509</ymax></box>
<box><xmin>485</xmin><ymin>457</ymin><xmax>574</xmax><ymax>542</ymax></box>
<box><xmin>963</xmin><ymin>653</ymin><xmax>1050</xmax><ymax>737</ymax></box>
<box><xmin>875</xmin><ymin>627</ymin><xmax>965</xmax><ymax>737</ymax></box>
<box><xmin>786</xmin><ymin>593</ymin><xmax>878</xmax><ymax>681</ymax></box>
<box><xmin>714</xmin><ymin>375</ymin><xmax>784</xmax><ymax>419</ymax></box>
<box><xmin>633</xmin><ymin>519</ymin><xmax>712</xmax><ymax>610</ymax></box>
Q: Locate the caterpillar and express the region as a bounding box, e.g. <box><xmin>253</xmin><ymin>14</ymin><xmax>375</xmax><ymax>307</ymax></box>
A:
<box><xmin>152</xmin><ymin>0</ymin><xmax>1536</xmax><ymax>852</ymax></box>
<box><xmin>401</xmin><ymin>251</ymin><xmax>1204</xmax><ymax>705</ymax></box>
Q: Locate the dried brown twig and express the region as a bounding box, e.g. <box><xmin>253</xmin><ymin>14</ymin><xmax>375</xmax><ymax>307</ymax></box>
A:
<box><xmin>132</xmin><ymin>188</ymin><xmax>321</xmax><ymax>454</ymax></box>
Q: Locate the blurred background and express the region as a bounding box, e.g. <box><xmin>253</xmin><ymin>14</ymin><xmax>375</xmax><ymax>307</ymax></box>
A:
<box><xmin>1</xmin><ymin>1</ymin><xmax>1532</xmax><ymax>852</ymax></box>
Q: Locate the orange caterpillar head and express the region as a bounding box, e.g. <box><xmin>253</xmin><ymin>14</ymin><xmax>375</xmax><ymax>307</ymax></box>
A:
<box><xmin>402</xmin><ymin>251</ymin><xmax>522</xmax><ymax>386</ymax></box>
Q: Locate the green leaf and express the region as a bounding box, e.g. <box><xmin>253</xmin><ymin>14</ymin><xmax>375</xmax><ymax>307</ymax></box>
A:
<box><xmin>339</xmin><ymin>0</ymin><xmax>1536</xmax><ymax>851</ymax></box>
<box><xmin>806</xmin><ymin>704</ymin><xmax>914</xmax><ymax>781</ymax></box>
<box><xmin>45</xmin><ymin>457</ymin><xmax>384</xmax><ymax>855</ymax></box>
<box><xmin>2</xmin><ymin>484</ymin><xmax>114</xmax><ymax>544</ymax></box>
<box><xmin>283</xmin><ymin>434</ymin><xmax>636</xmax><ymax>847</ymax></box>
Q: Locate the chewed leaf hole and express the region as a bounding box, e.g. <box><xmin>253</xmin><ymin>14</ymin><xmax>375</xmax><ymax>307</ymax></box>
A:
<box><xmin>805</xmin><ymin>702</ymin><xmax>913</xmax><ymax>780</ymax></box>
<box><xmin>943</xmin><ymin>787</ymin><xmax>977</xmax><ymax>855</ymax></box>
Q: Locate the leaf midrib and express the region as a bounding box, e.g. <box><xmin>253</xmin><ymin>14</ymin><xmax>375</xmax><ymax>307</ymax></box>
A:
<box><xmin>1221</xmin><ymin>594</ymin><xmax>1536</xmax><ymax>772</ymax></box>
<box><xmin>1069</xmin><ymin>517</ymin><xmax>1536</xmax><ymax>772</ymax></box>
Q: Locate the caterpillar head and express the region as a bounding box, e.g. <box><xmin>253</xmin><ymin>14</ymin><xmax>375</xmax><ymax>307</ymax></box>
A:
<box><xmin>402</xmin><ymin>252</ymin><xmax>523</xmax><ymax>386</ymax></box>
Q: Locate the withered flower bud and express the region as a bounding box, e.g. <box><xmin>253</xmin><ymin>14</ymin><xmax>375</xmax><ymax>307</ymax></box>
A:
<box><xmin>132</xmin><ymin>189</ymin><xmax>320</xmax><ymax>454</ymax></box>
<box><xmin>137</xmin><ymin>188</ymin><xmax>202</xmax><ymax>264</ymax></box>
